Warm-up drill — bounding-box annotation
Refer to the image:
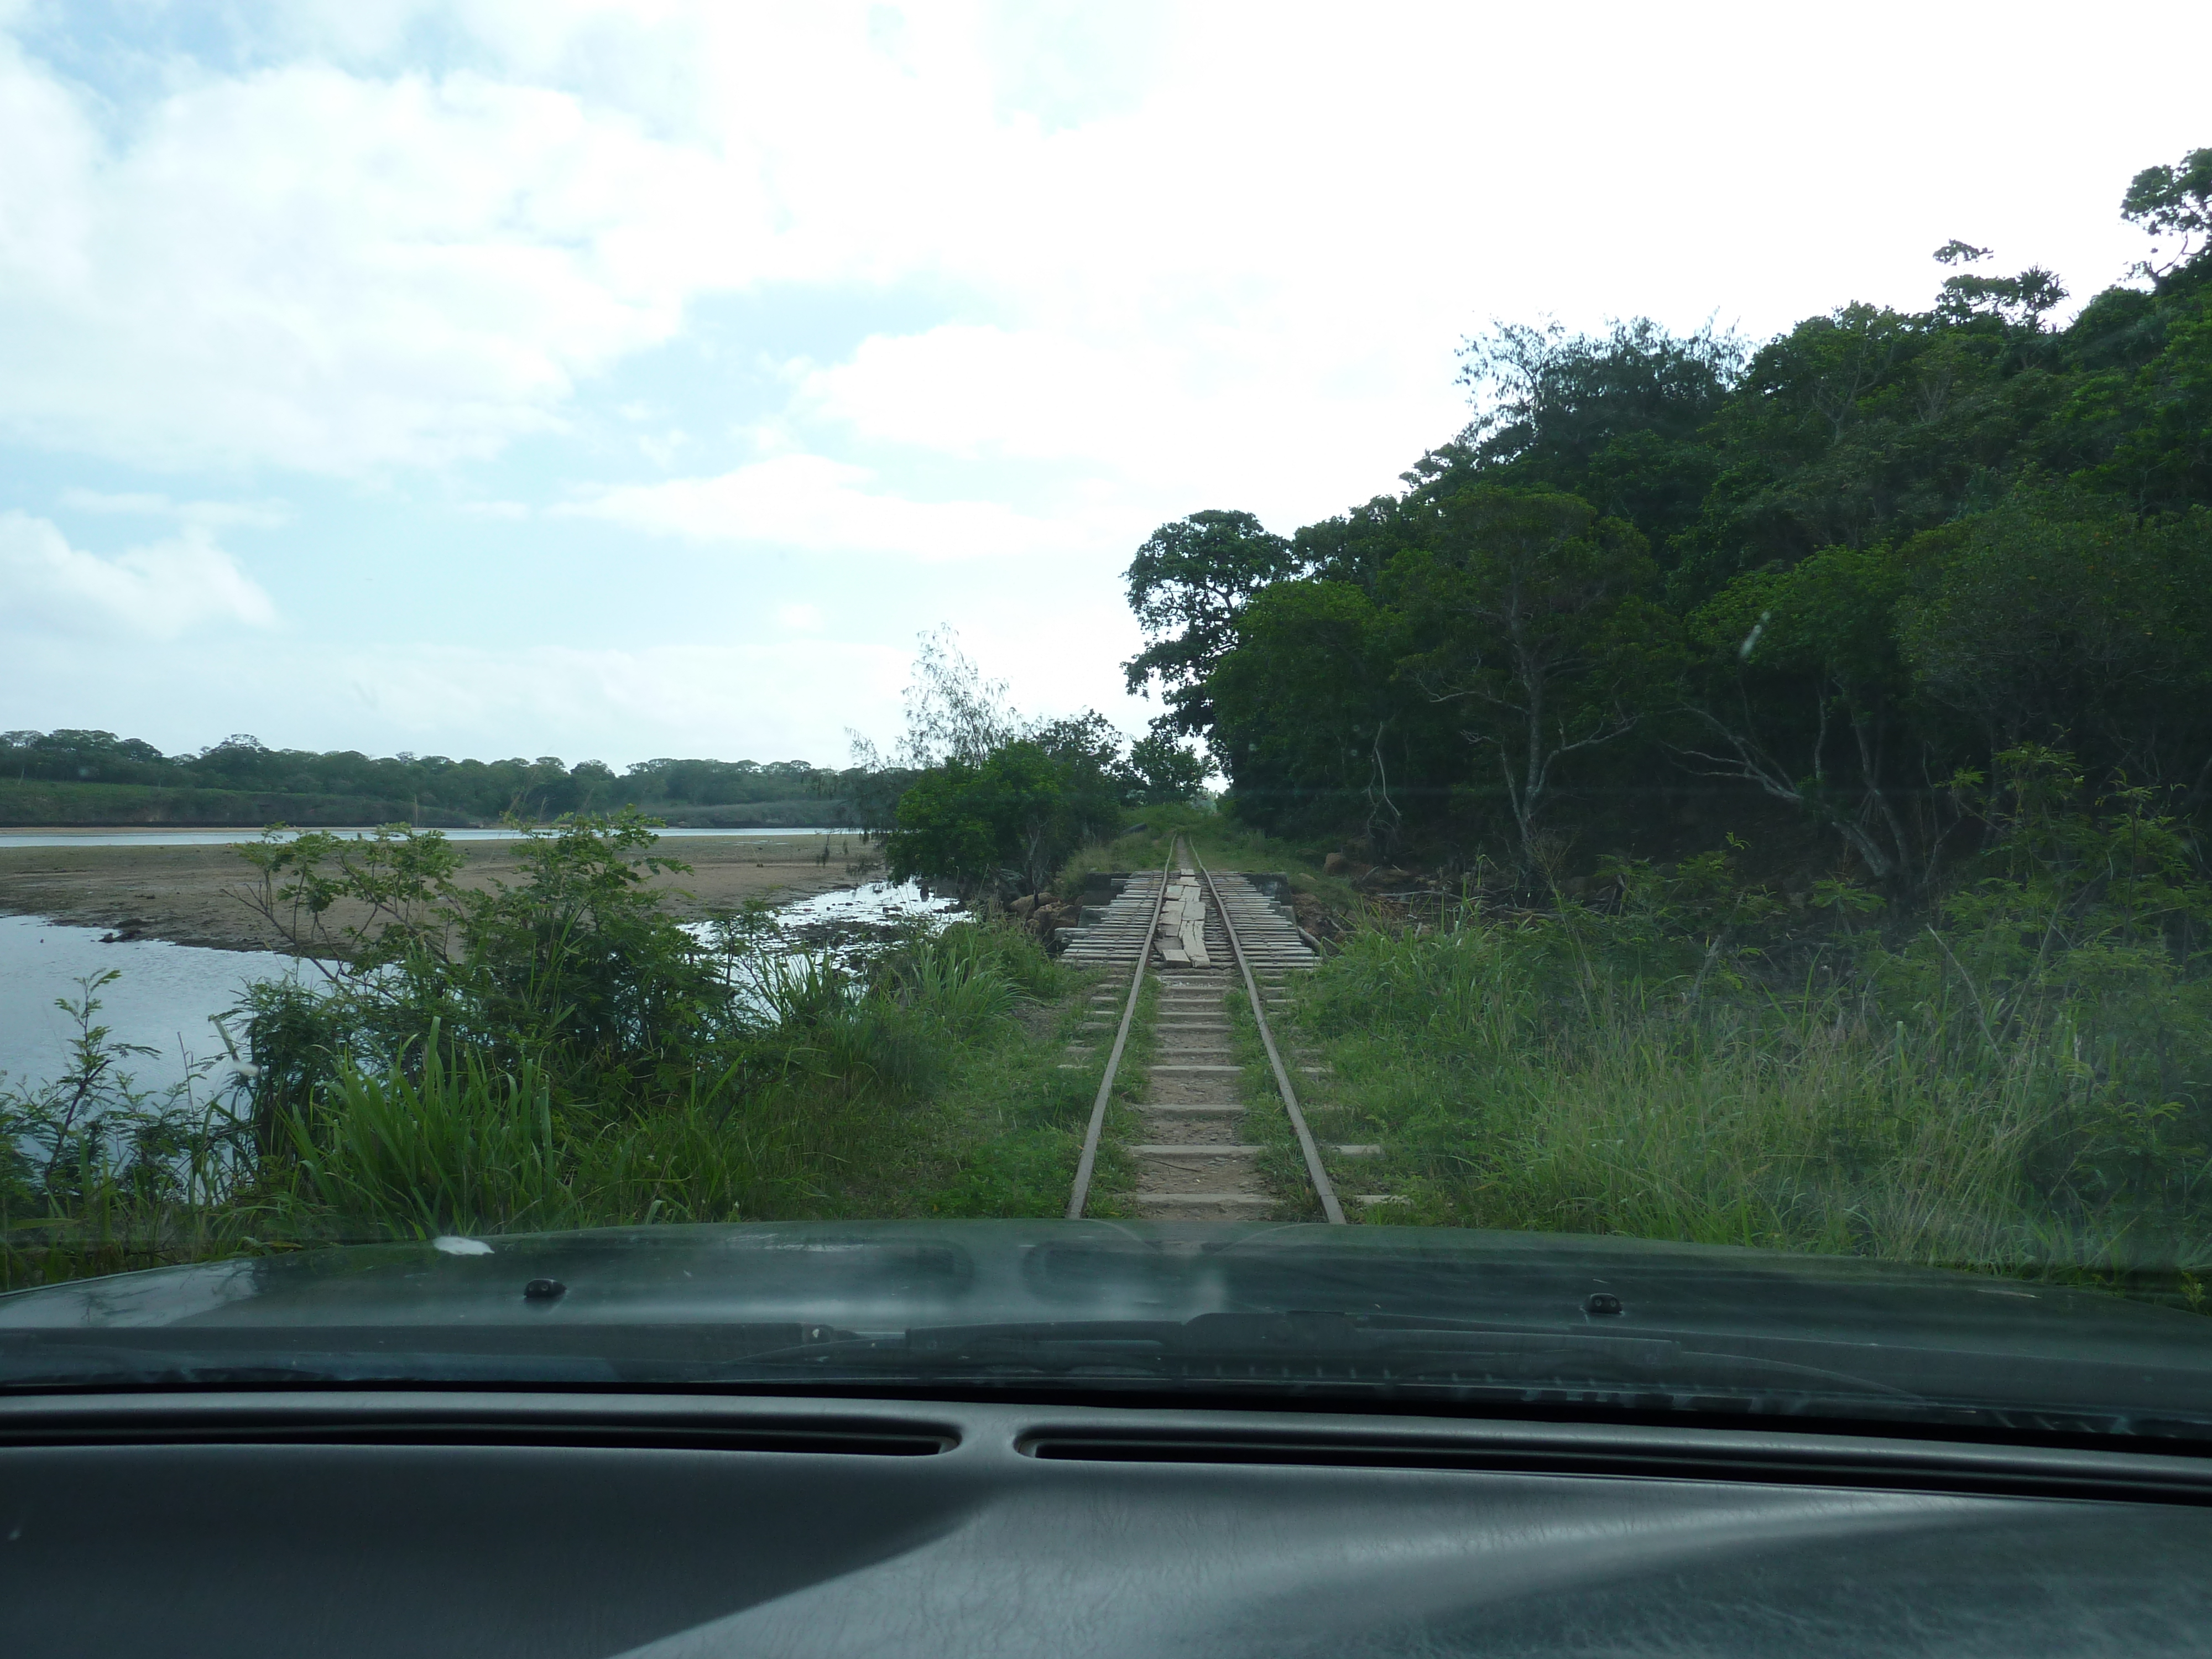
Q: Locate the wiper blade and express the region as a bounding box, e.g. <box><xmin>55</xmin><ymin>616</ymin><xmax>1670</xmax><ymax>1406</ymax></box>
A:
<box><xmin>0</xmin><ymin>1312</ymin><xmax>1921</xmax><ymax>1402</ymax></box>
<box><xmin>0</xmin><ymin>1343</ymin><xmax>625</xmax><ymax>1390</ymax></box>
<box><xmin>729</xmin><ymin>1312</ymin><xmax>1926</xmax><ymax>1399</ymax></box>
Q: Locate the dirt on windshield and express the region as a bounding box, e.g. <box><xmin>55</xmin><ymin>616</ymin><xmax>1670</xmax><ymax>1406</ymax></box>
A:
<box><xmin>0</xmin><ymin>832</ymin><xmax>873</xmax><ymax>956</ymax></box>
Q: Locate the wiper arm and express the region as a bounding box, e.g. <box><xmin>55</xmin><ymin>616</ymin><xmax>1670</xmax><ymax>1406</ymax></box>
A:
<box><xmin>729</xmin><ymin>1312</ymin><xmax>1926</xmax><ymax>1399</ymax></box>
<box><xmin>0</xmin><ymin>1313</ymin><xmax>1924</xmax><ymax>1402</ymax></box>
<box><xmin>0</xmin><ymin>1343</ymin><xmax>625</xmax><ymax>1390</ymax></box>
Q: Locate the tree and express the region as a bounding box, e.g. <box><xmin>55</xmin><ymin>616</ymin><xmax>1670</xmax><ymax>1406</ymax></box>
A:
<box><xmin>1025</xmin><ymin>712</ymin><xmax>1127</xmax><ymax>853</ymax></box>
<box><xmin>1685</xmin><ymin>541</ymin><xmax>1924</xmax><ymax>883</ymax></box>
<box><xmin>1127</xmin><ymin>144</ymin><xmax>2212</xmax><ymax>875</ymax></box>
<box><xmin>2122</xmin><ymin>145</ymin><xmax>2212</xmax><ymax>281</ymax></box>
<box><xmin>1446</xmin><ymin>316</ymin><xmax>1743</xmax><ymax>547</ymax></box>
<box><xmin>1932</xmin><ymin>239</ymin><xmax>2068</xmax><ymax>332</ymax></box>
<box><xmin>1455</xmin><ymin>317</ymin><xmax>1744</xmax><ymax>476</ymax></box>
<box><xmin>1206</xmin><ymin>580</ymin><xmax>1409</xmax><ymax>842</ymax></box>
<box><xmin>1120</xmin><ymin>726</ymin><xmax>1214</xmax><ymax>806</ymax></box>
<box><xmin>884</xmin><ymin>743</ymin><xmax>1068</xmax><ymax>899</ymax></box>
<box><xmin>1122</xmin><ymin>510</ymin><xmax>1303</xmax><ymax>733</ymax></box>
<box><xmin>1898</xmin><ymin>500</ymin><xmax>2212</xmax><ymax>800</ymax></box>
<box><xmin>1390</xmin><ymin>489</ymin><xmax>1670</xmax><ymax>870</ymax></box>
<box><xmin>895</xmin><ymin>626</ymin><xmax>1020</xmax><ymax>768</ymax></box>
<box><xmin>232</xmin><ymin>812</ymin><xmax>718</xmax><ymax>1108</ymax></box>
<box><xmin>2063</xmin><ymin>295</ymin><xmax>2212</xmax><ymax>513</ymax></box>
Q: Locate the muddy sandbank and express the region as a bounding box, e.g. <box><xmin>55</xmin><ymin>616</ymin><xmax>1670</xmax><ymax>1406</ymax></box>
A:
<box><xmin>0</xmin><ymin>832</ymin><xmax>877</xmax><ymax>956</ymax></box>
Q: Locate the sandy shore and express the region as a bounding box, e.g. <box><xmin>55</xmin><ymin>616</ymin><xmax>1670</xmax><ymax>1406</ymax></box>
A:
<box><xmin>0</xmin><ymin>832</ymin><xmax>877</xmax><ymax>954</ymax></box>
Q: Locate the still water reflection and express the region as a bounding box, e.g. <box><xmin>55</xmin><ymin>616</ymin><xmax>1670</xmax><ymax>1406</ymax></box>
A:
<box><xmin>0</xmin><ymin>915</ymin><xmax>294</xmax><ymax>1096</ymax></box>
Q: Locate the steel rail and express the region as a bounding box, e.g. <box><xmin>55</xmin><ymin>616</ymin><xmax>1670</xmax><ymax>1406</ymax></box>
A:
<box><xmin>1065</xmin><ymin>841</ymin><xmax>1178</xmax><ymax>1220</ymax></box>
<box><xmin>1194</xmin><ymin>851</ymin><xmax>1348</xmax><ymax>1225</ymax></box>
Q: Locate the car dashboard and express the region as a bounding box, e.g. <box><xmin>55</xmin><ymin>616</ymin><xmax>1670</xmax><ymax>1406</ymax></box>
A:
<box><xmin>6</xmin><ymin>1386</ymin><xmax>2212</xmax><ymax>1657</ymax></box>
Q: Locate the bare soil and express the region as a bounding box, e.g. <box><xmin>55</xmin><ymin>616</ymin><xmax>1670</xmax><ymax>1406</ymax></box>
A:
<box><xmin>0</xmin><ymin>833</ymin><xmax>871</xmax><ymax>955</ymax></box>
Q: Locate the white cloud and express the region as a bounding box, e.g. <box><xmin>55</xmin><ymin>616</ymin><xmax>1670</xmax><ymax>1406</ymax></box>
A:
<box><xmin>799</xmin><ymin>326</ymin><xmax>1156</xmax><ymax>465</ymax></box>
<box><xmin>0</xmin><ymin>601</ymin><xmax>1156</xmax><ymax>768</ymax></box>
<box><xmin>4</xmin><ymin>2</ymin><xmax>2198</xmax><ymax>494</ymax></box>
<box><xmin>348</xmin><ymin>639</ymin><xmax>906</xmax><ymax>754</ymax></box>
<box><xmin>791</xmin><ymin>322</ymin><xmax>1455</xmax><ymax>528</ymax></box>
<box><xmin>2</xmin><ymin>0</ymin><xmax>2210</xmax><ymax>769</ymax></box>
<box><xmin>57</xmin><ymin>489</ymin><xmax>292</xmax><ymax>530</ymax></box>
<box><xmin>635</xmin><ymin>430</ymin><xmax>692</xmax><ymax>469</ymax></box>
<box><xmin>0</xmin><ymin>39</ymin><xmax>753</xmax><ymax>474</ymax></box>
<box><xmin>0</xmin><ymin>512</ymin><xmax>277</xmax><ymax>638</ymax></box>
<box><xmin>263</xmin><ymin>637</ymin><xmax>912</xmax><ymax>764</ymax></box>
<box><xmin>774</xmin><ymin>602</ymin><xmax>823</xmax><ymax>633</ymax></box>
<box><xmin>564</xmin><ymin>454</ymin><xmax>1086</xmax><ymax>561</ymax></box>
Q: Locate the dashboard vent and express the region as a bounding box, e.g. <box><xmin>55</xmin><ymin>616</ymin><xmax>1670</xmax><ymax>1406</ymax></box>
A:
<box><xmin>1016</xmin><ymin>1430</ymin><xmax>2212</xmax><ymax>1504</ymax></box>
<box><xmin>1</xmin><ymin>1416</ymin><xmax>956</xmax><ymax>1456</ymax></box>
<box><xmin>1021</xmin><ymin>1433</ymin><xmax>1506</xmax><ymax>1472</ymax></box>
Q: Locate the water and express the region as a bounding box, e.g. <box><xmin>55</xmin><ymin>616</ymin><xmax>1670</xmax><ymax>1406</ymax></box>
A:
<box><xmin>0</xmin><ymin>826</ymin><xmax>844</xmax><ymax>849</ymax></box>
<box><xmin>0</xmin><ymin>915</ymin><xmax>295</xmax><ymax>1097</ymax></box>
<box><xmin>0</xmin><ymin>880</ymin><xmax>958</xmax><ymax>1098</ymax></box>
<box><xmin>768</xmin><ymin>879</ymin><xmax>961</xmax><ymax>937</ymax></box>
<box><xmin>685</xmin><ymin>879</ymin><xmax>963</xmax><ymax>1020</ymax></box>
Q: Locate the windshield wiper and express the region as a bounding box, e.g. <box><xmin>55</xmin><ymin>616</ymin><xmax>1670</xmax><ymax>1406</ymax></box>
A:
<box><xmin>0</xmin><ymin>1343</ymin><xmax>627</xmax><ymax>1390</ymax></box>
<box><xmin>725</xmin><ymin>1311</ymin><xmax>1928</xmax><ymax>1400</ymax></box>
<box><xmin>0</xmin><ymin>1312</ymin><xmax>1959</xmax><ymax>1405</ymax></box>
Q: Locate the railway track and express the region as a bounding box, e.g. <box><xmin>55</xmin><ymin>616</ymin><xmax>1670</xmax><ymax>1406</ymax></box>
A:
<box><xmin>1063</xmin><ymin>837</ymin><xmax>1380</xmax><ymax>1223</ymax></box>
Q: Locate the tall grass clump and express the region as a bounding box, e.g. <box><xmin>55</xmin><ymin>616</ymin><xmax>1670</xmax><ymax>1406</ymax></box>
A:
<box><xmin>1</xmin><ymin>973</ymin><xmax>260</xmax><ymax>1287</ymax></box>
<box><xmin>1295</xmin><ymin>748</ymin><xmax>2212</xmax><ymax>1297</ymax></box>
<box><xmin>277</xmin><ymin>1032</ymin><xmax>567</xmax><ymax>1238</ymax></box>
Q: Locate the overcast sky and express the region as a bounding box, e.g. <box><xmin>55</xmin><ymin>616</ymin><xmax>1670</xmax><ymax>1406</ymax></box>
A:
<box><xmin>0</xmin><ymin>0</ymin><xmax>2204</xmax><ymax>769</ymax></box>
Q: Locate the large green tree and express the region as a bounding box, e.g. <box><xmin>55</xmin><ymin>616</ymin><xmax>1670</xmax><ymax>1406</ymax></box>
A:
<box><xmin>1123</xmin><ymin>510</ymin><xmax>1305</xmax><ymax>734</ymax></box>
<box><xmin>1686</xmin><ymin>541</ymin><xmax>1921</xmax><ymax>881</ymax></box>
<box><xmin>1208</xmin><ymin>580</ymin><xmax>1411</xmax><ymax>844</ymax></box>
<box><xmin>883</xmin><ymin>726</ymin><xmax>1124</xmax><ymax>899</ymax></box>
<box><xmin>1390</xmin><ymin>489</ymin><xmax>1673</xmax><ymax>868</ymax></box>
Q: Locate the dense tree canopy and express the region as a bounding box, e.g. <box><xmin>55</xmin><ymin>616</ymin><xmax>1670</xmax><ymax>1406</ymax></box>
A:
<box><xmin>0</xmin><ymin>729</ymin><xmax>844</xmax><ymax>824</ymax></box>
<box><xmin>1125</xmin><ymin>146</ymin><xmax>2212</xmax><ymax>889</ymax></box>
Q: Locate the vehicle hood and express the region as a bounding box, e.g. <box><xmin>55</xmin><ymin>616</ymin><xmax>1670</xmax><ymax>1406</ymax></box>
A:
<box><xmin>4</xmin><ymin>1221</ymin><xmax>2210</xmax><ymax>1437</ymax></box>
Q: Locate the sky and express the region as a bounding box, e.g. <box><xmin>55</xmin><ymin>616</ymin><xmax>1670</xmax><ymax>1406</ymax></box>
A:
<box><xmin>0</xmin><ymin>0</ymin><xmax>2204</xmax><ymax>771</ymax></box>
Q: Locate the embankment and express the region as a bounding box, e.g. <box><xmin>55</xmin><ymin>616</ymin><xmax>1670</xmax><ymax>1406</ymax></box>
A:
<box><xmin>0</xmin><ymin>833</ymin><xmax>863</xmax><ymax>953</ymax></box>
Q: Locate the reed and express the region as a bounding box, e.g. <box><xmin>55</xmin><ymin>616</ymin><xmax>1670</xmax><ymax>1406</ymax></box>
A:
<box><xmin>2</xmin><ymin>914</ymin><xmax>1085</xmax><ymax>1287</ymax></box>
<box><xmin>1288</xmin><ymin>861</ymin><xmax>2212</xmax><ymax>1298</ymax></box>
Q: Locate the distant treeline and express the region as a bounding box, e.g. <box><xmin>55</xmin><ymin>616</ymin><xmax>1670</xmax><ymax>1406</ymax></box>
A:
<box><xmin>0</xmin><ymin>730</ymin><xmax>849</xmax><ymax>826</ymax></box>
<box><xmin>1124</xmin><ymin>146</ymin><xmax>2212</xmax><ymax>888</ymax></box>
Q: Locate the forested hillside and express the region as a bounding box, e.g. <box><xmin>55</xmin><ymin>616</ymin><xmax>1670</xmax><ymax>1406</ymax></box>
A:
<box><xmin>1126</xmin><ymin>147</ymin><xmax>2212</xmax><ymax>891</ymax></box>
<box><xmin>0</xmin><ymin>731</ymin><xmax>844</xmax><ymax>826</ymax></box>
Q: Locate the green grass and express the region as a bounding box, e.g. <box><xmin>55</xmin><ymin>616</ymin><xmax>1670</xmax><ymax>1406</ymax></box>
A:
<box><xmin>1055</xmin><ymin>803</ymin><xmax>1365</xmax><ymax>914</ymax></box>
<box><xmin>1273</xmin><ymin>905</ymin><xmax>2212</xmax><ymax>1302</ymax></box>
<box><xmin>24</xmin><ymin>776</ymin><xmax>2205</xmax><ymax>1314</ymax></box>
<box><xmin>838</xmin><ymin>957</ymin><xmax>1119</xmax><ymax>1220</ymax></box>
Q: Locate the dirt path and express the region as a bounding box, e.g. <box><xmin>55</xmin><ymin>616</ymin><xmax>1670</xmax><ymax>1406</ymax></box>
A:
<box><xmin>0</xmin><ymin>833</ymin><xmax>871</xmax><ymax>954</ymax></box>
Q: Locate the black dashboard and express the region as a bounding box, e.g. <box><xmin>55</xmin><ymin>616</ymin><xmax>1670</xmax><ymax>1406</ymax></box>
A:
<box><xmin>7</xmin><ymin>1387</ymin><xmax>2212</xmax><ymax>1657</ymax></box>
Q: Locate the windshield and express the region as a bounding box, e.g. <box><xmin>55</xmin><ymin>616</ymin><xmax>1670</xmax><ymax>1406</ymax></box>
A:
<box><xmin>5</xmin><ymin>6</ymin><xmax>2212</xmax><ymax>1449</ymax></box>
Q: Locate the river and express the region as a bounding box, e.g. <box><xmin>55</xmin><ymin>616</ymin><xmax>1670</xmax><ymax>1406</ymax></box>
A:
<box><xmin>0</xmin><ymin>878</ymin><xmax>957</xmax><ymax>1099</ymax></box>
